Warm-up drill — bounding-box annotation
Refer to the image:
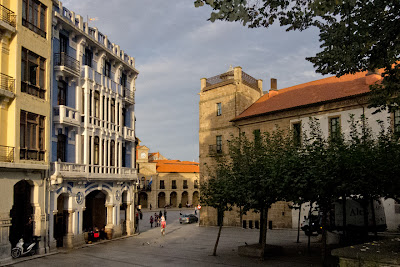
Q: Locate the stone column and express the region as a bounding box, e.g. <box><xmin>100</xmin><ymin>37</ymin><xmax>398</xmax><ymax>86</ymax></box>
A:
<box><xmin>177</xmin><ymin>192</ymin><xmax>182</xmax><ymax>207</ymax></box>
<box><xmin>0</xmin><ymin>216</ymin><xmax>11</xmax><ymax>264</ymax></box>
<box><xmin>99</xmin><ymin>136</ymin><xmax>103</xmax><ymax>173</ymax></box>
<box><xmin>125</xmin><ymin>203</ymin><xmax>132</xmax><ymax>235</ymax></box>
<box><xmin>188</xmin><ymin>193</ymin><xmax>193</xmax><ymax>207</ymax></box>
<box><xmin>64</xmin><ymin>210</ymin><xmax>75</xmax><ymax>248</ymax></box>
<box><xmin>165</xmin><ymin>192</ymin><xmax>170</xmax><ymax>207</ymax></box>
<box><xmin>105</xmin><ymin>204</ymin><xmax>114</xmax><ymax>239</ymax></box>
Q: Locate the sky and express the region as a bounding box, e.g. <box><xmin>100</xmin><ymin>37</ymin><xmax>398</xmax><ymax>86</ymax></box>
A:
<box><xmin>62</xmin><ymin>0</ymin><xmax>325</xmax><ymax>161</ymax></box>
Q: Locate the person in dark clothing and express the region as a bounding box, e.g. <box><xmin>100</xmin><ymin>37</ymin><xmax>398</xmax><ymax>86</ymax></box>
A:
<box><xmin>150</xmin><ymin>216</ymin><xmax>154</xmax><ymax>228</ymax></box>
<box><xmin>139</xmin><ymin>210</ymin><xmax>143</xmax><ymax>220</ymax></box>
<box><xmin>164</xmin><ymin>209</ymin><xmax>167</xmax><ymax>220</ymax></box>
<box><xmin>159</xmin><ymin>210</ymin><xmax>162</xmax><ymax>219</ymax></box>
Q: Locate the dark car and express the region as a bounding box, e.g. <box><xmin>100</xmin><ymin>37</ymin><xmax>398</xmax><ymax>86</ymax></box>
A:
<box><xmin>179</xmin><ymin>214</ymin><xmax>198</xmax><ymax>224</ymax></box>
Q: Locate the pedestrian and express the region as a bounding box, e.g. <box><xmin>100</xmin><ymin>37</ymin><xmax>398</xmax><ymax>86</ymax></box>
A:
<box><xmin>159</xmin><ymin>210</ymin><xmax>162</xmax><ymax>219</ymax></box>
<box><xmin>194</xmin><ymin>206</ymin><xmax>197</xmax><ymax>215</ymax></box>
<box><xmin>157</xmin><ymin>215</ymin><xmax>161</xmax><ymax>227</ymax></box>
<box><xmin>161</xmin><ymin>216</ymin><xmax>166</xmax><ymax>236</ymax></box>
<box><xmin>150</xmin><ymin>216</ymin><xmax>153</xmax><ymax>228</ymax></box>
<box><xmin>164</xmin><ymin>209</ymin><xmax>167</xmax><ymax>220</ymax></box>
<box><xmin>139</xmin><ymin>210</ymin><xmax>143</xmax><ymax>220</ymax></box>
<box><xmin>154</xmin><ymin>214</ymin><xmax>158</xmax><ymax>227</ymax></box>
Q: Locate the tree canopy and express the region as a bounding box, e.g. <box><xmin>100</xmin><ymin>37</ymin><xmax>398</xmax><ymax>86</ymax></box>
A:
<box><xmin>194</xmin><ymin>0</ymin><xmax>400</xmax><ymax>111</ymax></box>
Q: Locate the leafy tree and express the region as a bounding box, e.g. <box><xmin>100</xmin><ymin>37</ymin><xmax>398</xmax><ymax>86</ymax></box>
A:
<box><xmin>200</xmin><ymin>157</ymin><xmax>233</xmax><ymax>256</ymax></box>
<box><xmin>194</xmin><ymin>0</ymin><xmax>400</xmax><ymax>110</ymax></box>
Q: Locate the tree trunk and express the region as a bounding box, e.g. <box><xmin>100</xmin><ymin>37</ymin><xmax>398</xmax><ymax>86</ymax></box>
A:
<box><xmin>370</xmin><ymin>199</ymin><xmax>377</xmax><ymax>237</ymax></box>
<box><xmin>297</xmin><ymin>203</ymin><xmax>302</xmax><ymax>243</ymax></box>
<box><xmin>213</xmin><ymin>210</ymin><xmax>223</xmax><ymax>256</ymax></box>
<box><xmin>259</xmin><ymin>207</ymin><xmax>264</xmax><ymax>244</ymax></box>
<box><xmin>362</xmin><ymin>198</ymin><xmax>369</xmax><ymax>240</ymax></box>
<box><xmin>321</xmin><ymin>208</ymin><xmax>327</xmax><ymax>265</ymax></box>
<box><xmin>307</xmin><ymin>202</ymin><xmax>312</xmax><ymax>255</ymax></box>
<box><xmin>260</xmin><ymin>206</ymin><xmax>268</xmax><ymax>260</ymax></box>
<box><xmin>239</xmin><ymin>206</ymin><xmax>243</xmax><ymax>228</ymax></box>
<box><xmin>342</xmin><ymin>195</ymin><xmax>347</xmax><ymax>243</ymax></box>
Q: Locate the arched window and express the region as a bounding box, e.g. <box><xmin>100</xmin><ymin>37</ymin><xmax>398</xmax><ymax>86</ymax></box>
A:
<box><xmin>94</xmin><ymin>136</ymin><xmax>99</xmax><ymax>165</ymax></box>
<box><xmin>110</xmin><ymin>140</ymin><xmax>115</xmax><ymax>166</ymax></box>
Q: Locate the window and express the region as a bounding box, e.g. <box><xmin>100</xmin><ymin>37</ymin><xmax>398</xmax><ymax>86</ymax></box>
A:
<box><xmin>111</xmin><ymin>99</ymin><xmax>115</xmax><ymax>123</ymax></box>
<box><xmin>172</xmin><ymin>180</ymin><xmax>177</xmax><ymax>189</ymax></box>
<box><xmin>84</xmin><ymin>48</ymin><xmax>93</xmax><ymax>67</ymax></box>
<box><xmin>59</xmin><ymin>34</ymin><xmax>68</xmax><ymax>53</ymax></box>
<box><xmin>20</xmin><ymin>111</ymin><xmax>45</xmax><ymax>161</ymax></box>
<box><xmin>292</xmin><ymin>122</ymin><xmax>301</xmax><ymax>147</ymax></box>
<box><xmin>22</xmin><ymin>0</ymin><xmax>47</xmax><ymax>38</ymax></box>
<box><xmin>217</xmin><ymin>102</ymin><xmax>222</xmax><ymax>116</ymax></box>
<box><xmin>94</xmin><ymin>136</ymin><xmax>99</xmax><ymax>165</ymax></box>
<box><xmin>57</xmin><ymin>133</ymin><xmax>66</xmax><ymax>162</ymax></box>
<box><xmin>194</xmin><ymin>180</ymin><xmax>199</xmax><ymax>189</ymax></box>
<box><xmin>329</xmin><ymin>117</ymin><xmax>341</xmax><ymax>140</ymax></box>
<box><xmin>57</xmin><ymin>80</ymin><xmax>67</xmax><ymax>105</ymax></box>
<box><xmin>110</xmin><ymin>140</ymin><xmax>115</xmax><ymax>166</ymax></box>
<box><xmin>21</xmin><ymin>48</ymin><xmax>46</xmax><ymax>99</ymax></box>
<box><xmin>160</xmin><ymin>180</ymin><xmax>165</xmax><ymax>189</ymax></box>
<box><xmin>103</xmin><ymin>58</ymin><xmax>111</xmax><ymax>78</ymax></box>
<box><xmin>216</xmin><ymin>135</ymin><xmax>222</xmax><ymax>153</ymax></box>
<box><xmin>120</xmin><ymin>73</ymin><xmax>127</xmax><ymax>87</ymax></box>
<box><xmin>122</xmin><ymin>144</ymin><xmax>126</xmax><ymax>167</ymax></box>
<box><xmin>94</xmin><ymin>92</ymin><xmax>100</xmax><ymax>118</ymax></box>
<box><xmin>122</xmin><ymin>108</ymin><xmax>126</xmax><ymax>127</ymax></box>
<box><xmin>394</xmin><ymin>110</ymin><xmax>400</xmax><ymax>136</ymax></box>
<box><xmin>253</xmin><ymin>129</ymin><xmax>261</xmax><ymax>142</ymax></box>
<box><xmin>183</xmin><ymin>180</ymin><xmax>188</xmax><ymax>189</ymax></box>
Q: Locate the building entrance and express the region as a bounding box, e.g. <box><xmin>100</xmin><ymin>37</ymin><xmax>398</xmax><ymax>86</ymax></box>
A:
<box><xmin>193</xmin><ymin>191</ymin><xmax>199</xmax><ymax>206</ymax></box>
<box><xmin>83</xmin><ymin>190</ymin><xmax>106</xmax><ymax>232</ymax></box>
<box><xmin>9</xmin><ymin>180</ymin><xmax>33</xmax><ymax>247</ymax></box>
<box><xmin>181</xmin><ymin>191</ymin><xmax>188</xmax><ymax>207</ymax></box>
<box><xmin>138</xmin><ymin>192</ymin><xmax>147</xmax><ymax>209</ymax></box>
<box><xmin>54</xmin><ymin>193</ymin><xmax>69</xmax><ymax>247</ymax></box>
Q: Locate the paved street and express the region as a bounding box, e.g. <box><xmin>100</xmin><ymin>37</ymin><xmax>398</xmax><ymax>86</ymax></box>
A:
<box><xmin>9</xmin><ymin>210</ymin><xmax>323</xmax><ymax>267</ymax></box>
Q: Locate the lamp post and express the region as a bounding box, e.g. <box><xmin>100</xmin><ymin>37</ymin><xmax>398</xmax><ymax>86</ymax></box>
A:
<box><xmin>135</xmin><ymin>179</ymin><xmax>140</xmax><ymax>234</ymax></box>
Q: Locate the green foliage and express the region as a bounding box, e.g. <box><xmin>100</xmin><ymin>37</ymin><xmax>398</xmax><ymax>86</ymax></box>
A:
<box><xmin>194</xmin><ymin>0</ymin><xmax>400</xmax><ymax>109</ymax></box>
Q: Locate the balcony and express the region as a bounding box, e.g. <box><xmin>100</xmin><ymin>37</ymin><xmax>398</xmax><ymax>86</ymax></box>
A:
<box><xmin>51</xmin><ymin>162</ymin><xmax>138</xmax><ymax>180</ymax></box>
<box><xmin>123</xmin><ymin>126</ymin><xmax>135</xmax><ymax>142</ymax></box>
<box><xmin>0</xmin><ymin>73</ymin><xmax>15</xmax><ymax>100</ymax></box>
<box><xmin>0</xmin><ymin>4</ymin><xmax>16</xmax><ymax>33</ymax></box>
<box><xmin>53</xmin><ymin>106</ymin><xmax>81</xmax><ymax>127</ymax></box>
<box><xmin>0</xmin><ymin>145</ymin><xmax>14</xmax><ymax>162</ymax></box>
<box><xmin>123</xmin><ymin>88</ymin><xmax>134</xmax><ymax>105</ymax></box>
<box><xmin>54</xmin><ymin>53</ymin><xmax>80</xmax><ymax>77</ymax></box>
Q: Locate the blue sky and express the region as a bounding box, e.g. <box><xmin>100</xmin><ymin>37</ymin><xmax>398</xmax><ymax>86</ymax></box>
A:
<box><xmin>63</xmin><ymin>0</ymin><xmax>325</xmax><ymax>161</ymax></box>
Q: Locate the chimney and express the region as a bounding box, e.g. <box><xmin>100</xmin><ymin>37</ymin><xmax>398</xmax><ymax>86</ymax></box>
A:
<box><xmin>269</xmin><ymin>78</ymin><xmax>278</xmax><ymax>97</ymax></box>
<box><xmin>365</xmin><ymin>69</ymin><xmax>381</xmax><ymax>85</ymax></box>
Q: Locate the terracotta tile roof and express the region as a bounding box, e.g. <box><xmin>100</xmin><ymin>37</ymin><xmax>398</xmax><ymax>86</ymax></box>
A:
<box><xmin>232</xmin><ymin>71</ymin><xmax>382</xmax><ymax>121</ymax></box>
<box><xmin>153</xmin><ymin>160</ymin><xmax>200</xmax><ymax>173</ymax></box>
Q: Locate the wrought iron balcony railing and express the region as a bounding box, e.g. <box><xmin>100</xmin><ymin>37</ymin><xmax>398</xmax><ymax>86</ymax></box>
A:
<box><xmin>54</xmin><ymin>53</ymin><xmax>80</xmax><ymax>74</ymax></box>
<box><xmin>0</xmin><ymin>73</ymin><xmax>15</xmax><ymax>93</ymax></box>
<box><xmin>0</xmin><ymin>4</ymin><xmax>16</xmax><ymax>27</ymax></box>
<box><xmin>0</xmin><ymin>145</ymin><xmax>14</xmax><ymax>162</ymax></box>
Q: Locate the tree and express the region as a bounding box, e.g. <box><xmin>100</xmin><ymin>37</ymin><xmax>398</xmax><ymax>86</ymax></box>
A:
<box><xmin>194</xmin><ymin>0</ymin><xmax>400</xmax><ymax>110</ymax></box>
<box><xmin>200</xmin><ymin>157</ymin><xmax>233</xmax><ymax>256</ymax></box>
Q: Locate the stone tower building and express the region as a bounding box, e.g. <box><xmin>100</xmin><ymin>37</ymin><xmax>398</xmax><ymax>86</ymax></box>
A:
<box><xmin>199</xmin><ymin>66</ymin><xmax>263</xmax><ymax>226</ymax></box>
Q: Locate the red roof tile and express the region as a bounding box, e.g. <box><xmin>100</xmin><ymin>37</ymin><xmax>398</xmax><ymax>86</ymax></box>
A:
<box><xmin>232</xmin><ymin>71</ymin><xmax>382</xmax><ymax>121</ymax></box>
<box><xmin>153</xmin><ymin>160</ymin><xmax>200</xmax><ymax>173</ymax></box>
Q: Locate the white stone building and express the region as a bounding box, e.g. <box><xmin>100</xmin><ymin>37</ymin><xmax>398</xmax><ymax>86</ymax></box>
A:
<box><xmin>49</xmin><ymin>1</ymin><xmax>139</xmax><ymax>249</ymax></box>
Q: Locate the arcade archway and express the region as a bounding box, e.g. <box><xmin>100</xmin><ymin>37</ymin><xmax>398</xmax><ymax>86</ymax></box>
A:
<box><xmin>138</xmin><ymin>192</ymin><xmax>148</xmax><ymax>209</ymax></box>
<box><xmin>193</xmin><ymin>191</ymin><xmax>199</xmax><ymax>206</ymax></box>
<box><xmin>181</xmin><ymin>191</ymin><xmax>188</xmax><ymax>207</ymax></box>
<box><xmin>158</xmin><ymin>192</ymin><xmax>165</xmax><ymax>208</ymax></box>
<box><xmin>170</xmin><ymin>192</ymin><xmax>177</xmax><ymax>207</ymax></box>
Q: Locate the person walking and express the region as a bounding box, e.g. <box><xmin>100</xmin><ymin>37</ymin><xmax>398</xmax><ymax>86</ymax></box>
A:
<box><xmin>139</xmin><ymin>210</ymin><xmax>143</xmax><ymax>220</ymax></box>
<box><xmin>150</xmin><ymin>216</ymin><xmax>154</xmax><ymax>228</ymax></box>
<box><xmin>159</xmin><ymin>210</ymin><xmax>162</xmax><ymax>219</ymax></box>
<box><xmin>164</xmin><ymin>209</ymin><xmax>167</xmax><ymax>220</ymax></box>
<box><xmin>161</xmin><ymin>216</ymin><xmax>166</xmax><ymax>236</ymax></box>
<box><xmin>194</xmin><ymin>206</ymin><xmax>197</xmax><ymax>215</ymax></box>
<box><xmin>154</xmin><ymin>214</ymin><xmax>158</xmax><ymax>227</ymax></box>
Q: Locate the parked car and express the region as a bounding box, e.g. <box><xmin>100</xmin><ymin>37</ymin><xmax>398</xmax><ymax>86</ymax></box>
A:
<box><xmin>179</xmin><ymin>214</ymin><xmax>198</xmax><ymax>224</ymax></box>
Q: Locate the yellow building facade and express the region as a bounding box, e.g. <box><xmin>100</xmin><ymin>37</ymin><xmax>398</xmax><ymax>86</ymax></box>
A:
<box><xmin>0</xmin><ymin>0</ymin><xmax>52</xmax><ymax>262</ymax></box>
